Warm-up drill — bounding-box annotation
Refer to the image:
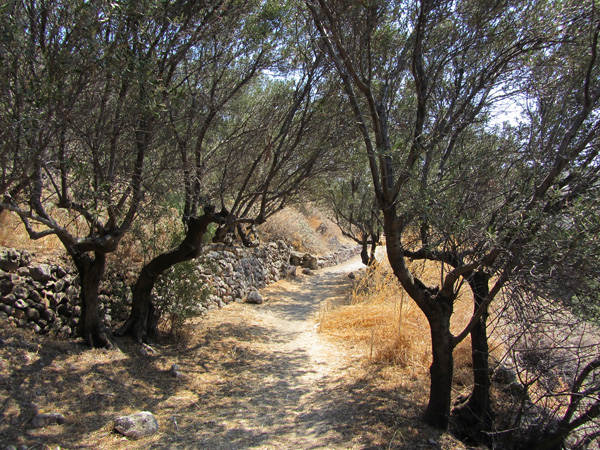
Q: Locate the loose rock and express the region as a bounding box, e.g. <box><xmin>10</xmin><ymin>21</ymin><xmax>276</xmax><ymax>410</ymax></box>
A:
<box><xmin>306</xmin><ymin>256</ymin><xmax>319</xmax><ymax>270</ymax></box>
<box><xmin>0</xmin><ymin>279</ymin><xmax>13</xmax><ymax>295</ymax></box>
<box><xmin>14</xmin><ymin>299</ymin><xmax>28</xmax><ymax>309</ymax></box>
<box><xmin>31</xmin><ymin>412</ymin><xmax>66</xmax><ymax>428</ymax></box>
<box><xmin>30</xmin><ymin>264</ymin><xmax>52</xmax><ymax>282</ymax></box>
<box><xmin>13</xmin><ymin>286</ymin><xmax>28</xmax><ymax>300</ymax></box>
<box><xmin>26</xmin><ymin>308</ymin><xmax>40</xmax><ymax>322</ymax></box>
<box><xmin>246</xmin><ymin>291</ymin><xmax>263</xmax><ymax>304</ymax></box>
<box><xmin>0</xmin><ymin>248</ymin><xmax>21</xmax><ymax>272</ymax></box>
<box><xmin>114</xmin><ymin>411</ymin><xmax>159</xmax><ymax>439</ymax></box>
<box><xmin>170</xmin><ymin>364</ymin><xmax>183</xmax><ymax>378</ymax></box>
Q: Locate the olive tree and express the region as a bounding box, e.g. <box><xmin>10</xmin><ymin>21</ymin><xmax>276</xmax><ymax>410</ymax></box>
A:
<box><xmin>309</xmin><ymin>0</ymin><xmax>600</xmax><ymax>442</ymax></box>
<box><xmin>0</xmin><ymin>0</ymin><xmax>233</xmax><ymax>347</ymax></box>
<box><xmin>327</xmin><ymin>167</ymin><xmax>382</xmax><ymax>266</ymax></box>
<box><xmin>117</xmin><ymin>4</ymin><xmax>353</xmax><ymax>341</ymax></box>
<box><xmin>306</xmin><ymin>0</ymin><xmax>552</xmax><ymax>429</ymax></box>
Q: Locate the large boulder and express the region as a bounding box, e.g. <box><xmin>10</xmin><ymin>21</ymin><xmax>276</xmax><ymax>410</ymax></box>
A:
<box><xmin>114</xmin><ymin>411</ymin><xmax>159</xmax><ymax>439</ymax></box>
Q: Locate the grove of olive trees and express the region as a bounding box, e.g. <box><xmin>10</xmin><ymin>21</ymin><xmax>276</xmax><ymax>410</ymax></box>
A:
<box><xmin>2</xmin><ymin>0</ymin><xmax>599</xmax><ymax>448</ymax></box>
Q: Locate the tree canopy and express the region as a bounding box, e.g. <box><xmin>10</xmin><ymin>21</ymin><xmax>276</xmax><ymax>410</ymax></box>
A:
<box><xmin>1</xmin><ymin>0</ymin><xmax>600</xmax><ymax>447</ymax></box>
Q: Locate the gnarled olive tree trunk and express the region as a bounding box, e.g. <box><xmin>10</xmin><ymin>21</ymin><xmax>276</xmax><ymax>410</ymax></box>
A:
<box><xmin>424</xmin><ymin>307</ymin><xmax>456</xmax><ymax>428</ymax></box>
<box><xmin>73</xmin><ymin>251</ymin><xmax>111</xmax><ymax>348</ymax></box>
<box><xmin>384</xmin><ymin>215</ymin><xmax>457</xmax><ymax>429</ymax></box>
<box><xmin>453</xmin><ymin>270</ymin><xmax>493</xmax><ymax>443</ymax></box>
<box><xmin>116</xmin><ymin>209</ymin><xmax>226</xmax><ymax>342</ymax></box>
<box><xmin>359</xmin><ymin>234</ymin><xmax>379</xmax><ymax>266</ymax></box>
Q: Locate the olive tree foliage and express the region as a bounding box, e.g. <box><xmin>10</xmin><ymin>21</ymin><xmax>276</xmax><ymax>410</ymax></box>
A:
<box><xmin>496</xmin><ymin>285</ymin><xmax>600</xmax><ymax>450</ymax></box>
<box><xmin>0</xmin><ymin>0</ymin><xmax>235</xmax><ymax>347</ymax></box>
<box><xmin>215</xmin><ymin>66</ymin><xmax>353</xmax><ymax>232</ymax></box>
<box><xmin>0</xmin><ymin>1</ymin><xmax>50</xmax><ymax>201</ymax></box>
<box><xmin>493</xmin><ymin>190</ymin><xmax>600</xmax><ymax>449</ymax></box>
<box><xmin>115</xmin><ymin>0</ymin><xmax>278</xmax><ymax>341</ymax></box>
<box><xmin>306</xmin><ymin>0</ymin><xmax>553</xmax><ymax>430</ymax></box>
<box><xmin>117</xmin><ymin>2</ymin><xmax>354</xmax><ymax>342</ymax></box>
<box><xmin>481</xmin><ymin>9</ymin><xmax>600</xmax><ymax>446</ymax></box>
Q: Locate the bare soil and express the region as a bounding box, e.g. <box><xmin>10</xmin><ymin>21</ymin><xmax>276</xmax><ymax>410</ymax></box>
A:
<box><xmin>0</xmin><ymin>257</ymin><xmax>471</xmax><ymax>450</ymax></box>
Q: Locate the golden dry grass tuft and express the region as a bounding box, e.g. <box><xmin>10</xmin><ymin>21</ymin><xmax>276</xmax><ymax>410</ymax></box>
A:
<box><xmin>0</xmin><ymin>210</ymin><xmax>63</xmax><ymax>255</ymax></box>
<box><xmin>318</xmin><ymin>257</ymin><xmax>478</xmax><ymax>395</ymax></box>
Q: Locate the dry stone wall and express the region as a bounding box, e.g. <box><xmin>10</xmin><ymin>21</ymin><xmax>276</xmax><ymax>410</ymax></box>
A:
<box><xmin>0</xmin><ymin>248</ymin><xmax>87</xmax><ymax>337</ymax></box>
<box><xmin>0</xmin><ymin>243</ymin><xmax>360</xmax><ymax>337</ymax></box>
<box><xmin>195</xmin><ymin>240</ymin><xmax>294</xmax><ymax>311</ymax></box>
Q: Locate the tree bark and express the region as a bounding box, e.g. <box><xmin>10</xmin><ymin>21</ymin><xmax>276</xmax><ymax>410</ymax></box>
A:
<box><xmin>453</xmin><ymin>270</ymin><xmax>493</xmax><ymax>444</ymax></box>
<box><xmin>531</xmin><ymin>433</ymin><xmax>568</xmax><ymax>450</ymax></box>
<box><xmin>369</xmin><ymin>235</ymin><xmax>378</xmax><ymax>265</ymax></box>
<box><xmin>116</xmin><ymin>210</ymin><xmax>225</xmax><ymax>342</ymax></box>
<box><xmin>383</xmin><ymin>213</ymin><xmax>456</xmax><ymax>429</ymax></box>
<box><xmin>73</xmin><ymin>251</ymin><xmax>111</xmax><ymax>348</ymax></box>
<box><xmin>423</xmin><ymin>308</ymin><xmax>455</xmax><ymax>429</ymax></box>
<box><xmin>360</xmin><ymin>237</ymin><xmax>370</xmax><ymax>266</ymax></box>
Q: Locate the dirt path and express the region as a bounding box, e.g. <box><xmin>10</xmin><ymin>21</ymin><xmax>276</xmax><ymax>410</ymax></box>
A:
<box><xmin>175</xmin><ymin>256</ymin><xmax>387</xmax><ymax>450</ymax></box>
<box><xmin>1</xmin><ymin>256</ymin><xmax>407</xmax><ymax>450</ymax></box>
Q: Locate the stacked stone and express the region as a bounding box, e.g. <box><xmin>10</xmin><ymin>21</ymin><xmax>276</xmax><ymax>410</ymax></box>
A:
<box><xmin>0</xmin><ymin>247</ymin><xmax>79</xmax><ymax>336</ymax></box>
<box><xmin>319</xmin><ymin>245</ymin><xmax>362</xmax><ymax>268</ymax></box>
<box><xmin>0</xmin><ymin>241</ymin><xmax>358</xmax><ymax>337</ymax></box>
<box><xmin>290</xmin><ymin>245</ymin><xmax>361</xmax><ymax>269</ymax></box>
<box><xmin>197</xmin><ymin>240</ymin><xmax>292</xmax><ymax>306</ymax></box>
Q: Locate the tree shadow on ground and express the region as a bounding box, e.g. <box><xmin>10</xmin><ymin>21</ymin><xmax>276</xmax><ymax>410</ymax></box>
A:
<box><xmin>0</xmin><ymin>261</ymin><xmax>448</xmax><ymax>449</ymax></box>
<box><xmin>144</xmin><ymin>368</ymin><xmax>433</xmax><ymax>450</ymax></box>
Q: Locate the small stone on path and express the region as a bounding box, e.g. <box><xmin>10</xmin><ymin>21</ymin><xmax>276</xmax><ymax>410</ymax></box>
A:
<box><xmin>170</xmin><ymin>364</ymin><xmax>183</xmax><ymax>378</ymax></box>
<box><xmin>31</xmin><ymin>412</ymin><xmax>65</xmax><ymax>428</ymax></box>
<box><xmin>246</xmin><ymin>291</ymin><xmax>263</xmax><ymax>304</ymax></box>
<box><xmin>114</xmin><ymin>411</ymin><xmax>159</xmax><ymax>439</ymax></box>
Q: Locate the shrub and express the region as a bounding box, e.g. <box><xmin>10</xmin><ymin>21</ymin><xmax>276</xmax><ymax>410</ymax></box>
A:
<box><xmin>153</xmin><ymin>260</ymin><xmax>211</xmax><ymax>339</ymax></box>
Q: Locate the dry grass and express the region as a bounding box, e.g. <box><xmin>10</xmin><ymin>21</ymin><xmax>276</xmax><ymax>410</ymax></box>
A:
<box><xmin>0</xmin><ymin>204</ymin><xmax>182</xmax><ymax>279</ymax></box>
<box><xmin>258</xmin><ymin>205</ymin><xmax>353</xmax><ymax>255</ymax></box>
<box><xmin>0</xmin><ymin>210</ymin><xmax>63</xmax><ymax>255</ymax></box>
<box><xmin>318</xmin><ymin>257</ymin><xmax>485</xmax><ymax>397</ymax></box>
<box><xmin>1</xmin><ymin>203</ymin><xmax>350</xmax><ymax>268</ymax></box>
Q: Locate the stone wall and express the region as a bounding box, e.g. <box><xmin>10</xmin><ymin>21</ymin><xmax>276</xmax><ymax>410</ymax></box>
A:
<box><xmin>0</xmin><ymin>243</ymin><xmax>360</xmax><ymax>337</ymax></box>
<box><xmin>194</xmin><ymin>240</ymin><xmax>294</xmax><ymax>311</ymax></box>
<box><xmin>0</xmin><ymin>248</ymin><xmax>78</xmax><ymax>336</ymax></box>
